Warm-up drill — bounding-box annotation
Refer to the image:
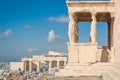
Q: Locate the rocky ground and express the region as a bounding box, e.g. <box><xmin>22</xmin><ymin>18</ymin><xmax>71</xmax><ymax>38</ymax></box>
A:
<box><xmin>0</xmin><ymin>63</ymin><xmax>103</xmax><ymax>80</ymax></box>
<box><xmin>0</xmin><ymin>72</ymin><xmax>103</xmax><ymax>80</ymax></box>
<box><xmin>37</xmin><ymin>75</ymin><xmax>103</xmax><ymax>80</ymax></box>
<box><xmin>0</xmin><ymin>69</ymin><xmax>42</xmax><ymax>80</ymax></box>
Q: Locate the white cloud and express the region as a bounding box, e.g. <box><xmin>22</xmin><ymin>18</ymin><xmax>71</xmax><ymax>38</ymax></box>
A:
<box><xmin>4</xmin><ymin>29</ymin><xmax>13</xmax><ymax>37</ymax></box>
<box><xmin>24</xmin><ymin>25</ymin><xmax>36</xmax><ymax>33</ymax></box>
<box><xmin>48</xmin><ymin>15</ymin><xmax>69</xmax><ymax>23</ymax></box>
<box><xmin>0</xmin><ymin>29</ymin><xmax>13</xmax><ymax>40</ymax></box>
<box><xmin>47</xmin><ymin>30</ymin><xmax>56</xmax><ymax>42</ymax></box>
<box><xmin>24</xmin><ymin>25</ymin><xmax>31</xmax><ymax>29</ymax></box>
<box><xmin>47</xmin><ymin>30</ymin><xmax>64</xmax><ymax>42</ymax></box>
<box><xmin>27</xmin><ymin>48</ymin><xmax>38</xmax><ymax>52</ymax></box>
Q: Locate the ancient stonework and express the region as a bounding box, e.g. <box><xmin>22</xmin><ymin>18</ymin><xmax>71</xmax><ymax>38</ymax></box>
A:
<box><xmin>68</xmin><ymin>13</ymin><xmax>78</xmax><ymax>43</ymax></box>
<box><xmin>55</xmin><ymin>0</ymin><xmax>120</xmax><ymax>80</ymax></box>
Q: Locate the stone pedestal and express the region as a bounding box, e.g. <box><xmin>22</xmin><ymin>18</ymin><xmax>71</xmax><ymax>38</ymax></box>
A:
<box><xmin>68</xmin><ymin>42</ymin><xmax>97</xmax><ymax>64</ymax></box>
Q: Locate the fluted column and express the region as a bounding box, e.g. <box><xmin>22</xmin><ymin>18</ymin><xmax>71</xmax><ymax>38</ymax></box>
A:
<box><xmin>68</xmin><ymin>12</ymin><xmax>78</xmax><ymax>43</ymax></box>
<box><xmin>57</xmin><ymin>61</ymin><xmax>59</xmax><ymax>69</ymax></box>
<box><xmin>23</xmin><ymin>61</ymin><xmax>26</xmax><ymax>71</ymax></box>
<box><xmin>90</xmin><ymin>12</ymin><xmax>97</xmax><ymax>43</ymax></box>
<box><xmin>37</xmin><ymin>61</ymin><xmax>40</xmax><ymax>72</ymax></box>
<box><xmin>29</xmin><ymin>61</ymin><xmax>32</xmax><ymax>72</ymax></box>
<box><xmin>49</xmin><ymin>61</ymin><xmax>51</xmax><ymax>71</ymax></box>
<box><xmin>64</xmin><ymin>61</ymin><xmax>66</xmax><ymax>66</ymax></box>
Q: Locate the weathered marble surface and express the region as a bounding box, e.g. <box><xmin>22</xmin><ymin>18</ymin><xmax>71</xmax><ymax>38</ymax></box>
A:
<box><xmin>55</xmin><ymin>1</ymin><xmax>120</xmax><ymax>80</ymax></box>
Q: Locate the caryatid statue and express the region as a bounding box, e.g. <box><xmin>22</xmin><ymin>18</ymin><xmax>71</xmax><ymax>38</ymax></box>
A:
<box><xmin>90</xmin><ymin>12</ymin><xmax>97</xmax><ymax>43</ymax></box>
<box><xmin>68</xmin><ymin>13</ymin><xmax>78</xmax><ymax>43</ymax></box>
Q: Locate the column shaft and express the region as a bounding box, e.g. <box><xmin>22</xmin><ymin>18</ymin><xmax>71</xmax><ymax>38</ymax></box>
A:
<box><xmin>68</xmin><ymin>13</ymin><xmax>78</xmax><ymax>43</ymax></box>
<box><xmin>37</xmin><ymin>61</ymin><xmax>40</xmax><ymax>72</ymax></box>
<box><xmin>49</xmin><ymin>61</ymin><xmax>51</xmax><ymax>71</ymax></box>
<box><xmin>29</xmin><ymin>61</ymin><xmax>32</xmax><ymax>72</ymax></box>
<box><xmin>24</xmin><ymin>61</ymin><xmax>26</xmax><ymax>71</ymax></box>
<box><xmin>57</xmin><ymin>61</ymin><xmax>59</xmax><ymax>69</ymax></box>
<box><xmin>90</xmin><ymin>12</ymin><xmax>97</xmax><ymax>43</ymax></box>
<box><xmin>64</xmin><ymin>61</ymin><xmax>66</xmax><ymax>66</ymax></box>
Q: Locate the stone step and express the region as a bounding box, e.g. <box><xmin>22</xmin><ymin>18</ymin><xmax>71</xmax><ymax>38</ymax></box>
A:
<box><xmin>56</xmin><ymin>68</ymin><xmax>102</xmax><ymax>77</ymax></box>
<box><xmin>64</xmin><ymin>65</ymin><xmax>111</xmax><ymax>71</ymax></box>
<box><xmin>93</xmin><ymin>62</ymin><xmax>112</xmax><ymax>66</ymax></box>
<box><xmin>59</xmin><ymin>69</ymin><xmax>76</xmax><ymax>73</ymax></box>
<box><xmin>106</xmin><ymin>69</ymin><xmax>120</xmax><ymax>80</ymax></box>
<box><xmin>55</xmin><ymin>71</ymin><xmax>101</xmax><ymax>77</ymax></box>
<box><xmin>59</xmin><ymin>69</ymin><xmax>101</xmax><ymax>74</ymax></box>
<box><xmin>102</xmin><ymin>72</ymin><xmax>113</xmax><ymax>80</ymax></box>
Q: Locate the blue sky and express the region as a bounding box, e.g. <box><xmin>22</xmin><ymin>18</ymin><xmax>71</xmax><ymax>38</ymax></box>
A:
<box><xmin>0</xmin><ymin>0</ymin><xmax>108</xmax><ymax>62</ymax></box>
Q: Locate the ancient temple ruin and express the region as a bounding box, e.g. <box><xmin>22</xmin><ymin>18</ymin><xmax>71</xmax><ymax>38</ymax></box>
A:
<box><xmin>10</xmin><ymin>51</ymin><xmax>67</xmax><ymax>72</ymax></box>
<box><xmin>56</xmin><ymin>0</ymin><xmax>120</xmax><ymax>80</ymax></box>
<box><xmin>67</xmin><ymin>0</ymin><xmax>115</xmax><ymax>64</ymax></box>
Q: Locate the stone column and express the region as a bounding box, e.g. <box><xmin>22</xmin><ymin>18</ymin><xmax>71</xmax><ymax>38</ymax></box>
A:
<box><xmin>111</xmin><ymin>47</ymin><xmax>115</xmax><ymax>63</ymax></box>
<box><xmin>90</xmin><ymin>12</ymin><xmax>97</xmax><ymax>43</ymax></box>
<box><xmin>57</xmin><ymin>61</ymin><xmax>59</xmax><ymax>69</ymax></box>
<box><xmin>23</xmin><ymin>61</ymin><xmax>26</xmax><ymax>71</ymax></box>
<box><xmin>37</xmin><ymin>61</ymin><xmax>40</xmax><ymax>72</ymax></box>
<box><xmin>49</xmin><ymin>61</ymin><xmax>51</xmax><ymax>71</ymax></box>
<box><xmin>64</xmin><ymin>61</ymin><xmax>66</xmax><ymax>66</ymax></box>
<box><xmin>108</xmin><ymin>16</ymin><xmax>114</xmax><ymax>47</ymax></box>
<box><xmin>29</xmin><ymin>61</ymin><xmax>32</xmax><ymax>72</ymax></box>
<box><xmin>68</xmin><ymin>12</ymin><xmax>78</xmax><ymax>43</ymax></box>
<box><xmin>107</xmin><ymin>22</ymin><xmax>111</xmax><ymax>47</ymax></box>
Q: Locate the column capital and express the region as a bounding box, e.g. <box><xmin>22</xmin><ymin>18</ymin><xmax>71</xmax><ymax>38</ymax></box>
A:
<box><xmin>110</xmin><ymin>12</ymin><xmax>115</xmax><ymax>18</ymax></box>
<box><xmin>69</xmin><ymin>12</ymin><xmax>78</xmax><ymax>22</ymax></box>
<box><xmin>91</xmin><ymin>12</ymin><xmax>97</xmax><ymax>21</ymax></box>
<box><xmin>91</xmin><ymin>12</ymin><xmax>97</xmax><ymax>15</ymax></box>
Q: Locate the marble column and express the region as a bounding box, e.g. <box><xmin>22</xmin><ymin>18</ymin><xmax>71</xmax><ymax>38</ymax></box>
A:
<box><xmin>108</xmin><ymin>17</ymin><xmax>114</xmax><ymax>47</ymax></box>
<box><xmin>23</xmin><ymin>61</ymin><xmax>26</xmax><ymax>71</ymax></box>
<box><xmin>90</xmin><ymin>12</ymin><xmax>97</xmax><ymax>43</ymax></box>
<box><xmin>37</xmin><ymin>61</ymin><xmax>40</xmax><ymax>72</ymax></box>
<box><xmin>57</xmin><ymin>61</ymin><xmax>59</xmax><ymax>69</ymax></box>
<box><xmin>49</xmin><ymin>61</ymin><xmax>51</xmax><ymax>71</ymax></box>
<box><xmin>68</xmin><ymin>12</ymin><xmax>78</xmax><ymax>43</ymax></box>
<box><xmin>64</xmin><ymin>61</ymin><xmax>66</xmax><ymax>66</ymax></box>
<box><xmin>29</xmin><ymin>61</ymin><xmax>32</xmax><ymax>72</ymax></box>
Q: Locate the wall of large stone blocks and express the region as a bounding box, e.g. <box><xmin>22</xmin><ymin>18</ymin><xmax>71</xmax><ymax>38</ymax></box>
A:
<box><xmin>97</xmin><ymin>46</ymin><xmax>110</xmax><ymax>62</ymax></box>
<box><xmin>113</xmin><ymin>0</ymin><xmax>120</xmax><ymax>64</ymax></box>
<box><xmin>10</xmin><ymin>62</ymin><xmax>23</xmax><ymax>71</ymax></box>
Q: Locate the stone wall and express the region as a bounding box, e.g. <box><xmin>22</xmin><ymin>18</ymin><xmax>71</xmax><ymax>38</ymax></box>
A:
<box><xmin>68</xmin><ymin>43</ymin><xmax>97</xmax><ymax>63</ymax></box>
<box><xmin>10</xmin><ymin>62</ymin><xmax>23</xmax><ymax>71</ymax></box>
<box><xmin>97</xmin><ymin>46</ymin><xmax>110</xmax><ymax>62</ymax></box>
<box><xmin>113</xmin><ymin>0</ymin><xmax>120</xmax><ymax>64</ymax></box>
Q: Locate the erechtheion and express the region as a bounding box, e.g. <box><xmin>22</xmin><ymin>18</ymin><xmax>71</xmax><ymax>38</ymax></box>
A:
<box><xmin>55</xmin><ymin>0</ymin><xmax>120</xmax><ymax>80</ymax></box>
